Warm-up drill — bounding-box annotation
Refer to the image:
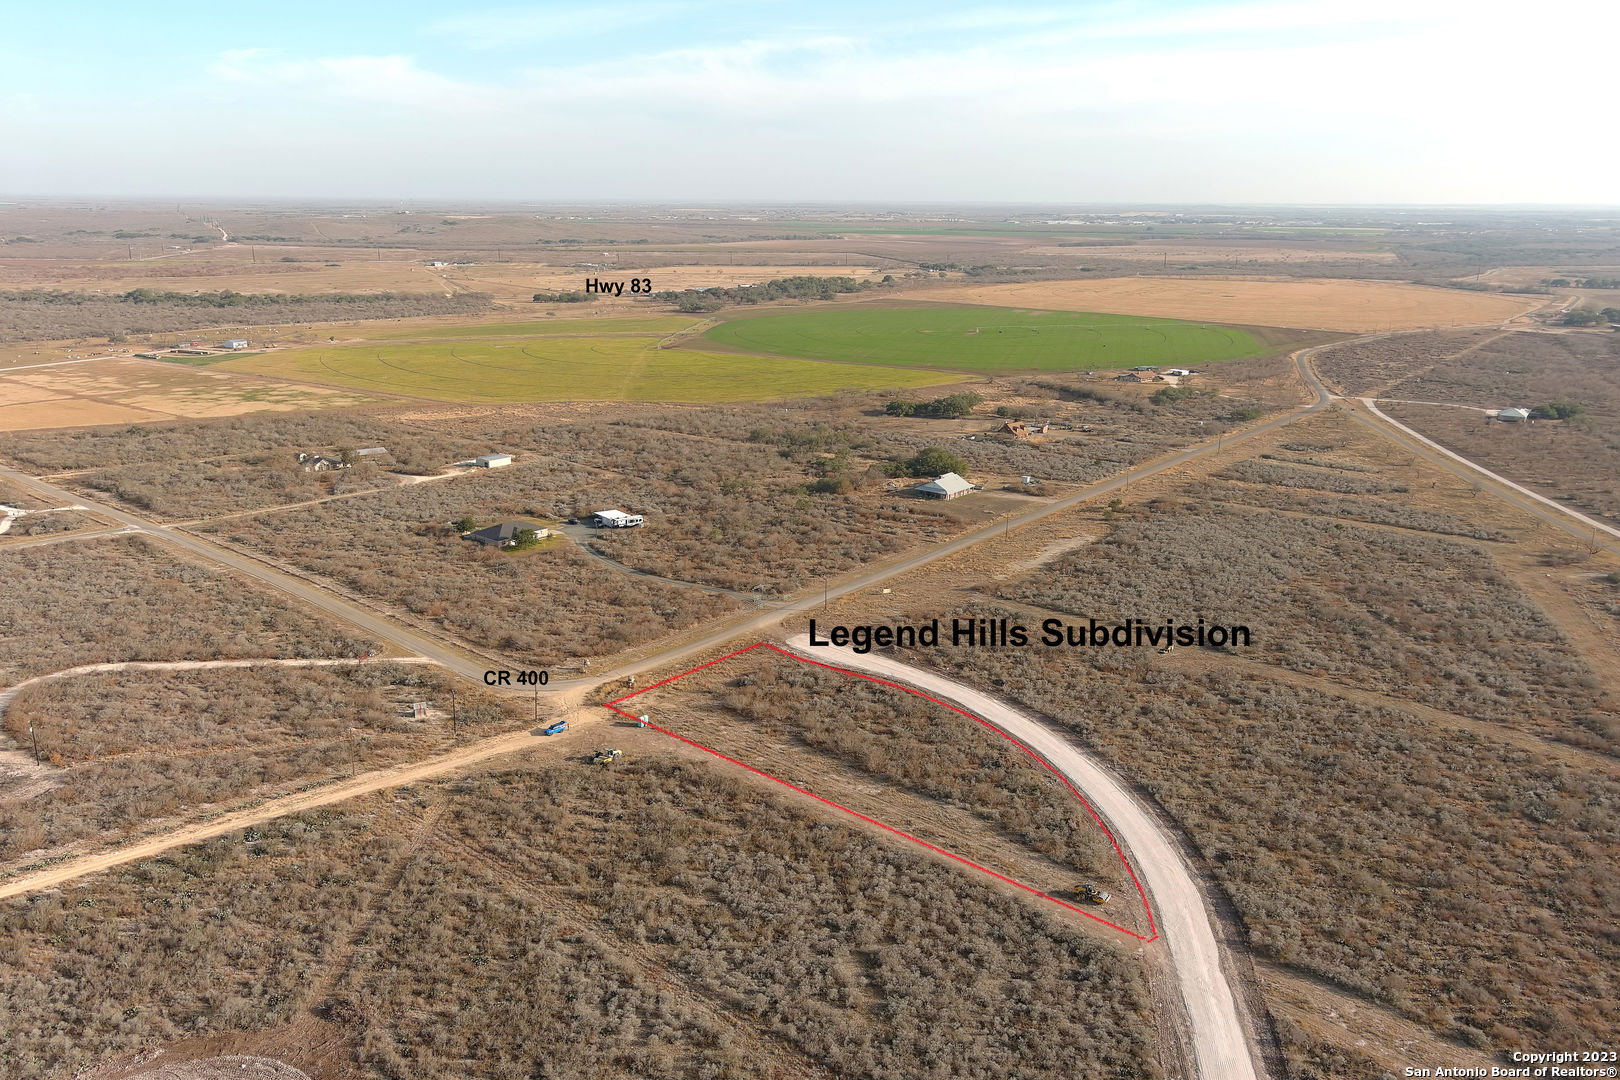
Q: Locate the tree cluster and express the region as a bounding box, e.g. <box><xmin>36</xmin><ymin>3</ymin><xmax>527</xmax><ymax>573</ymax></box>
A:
<box><xmin>884</xmin><ymin>391</ymin><xmax>982</xmax><ymax>418</ymax></box>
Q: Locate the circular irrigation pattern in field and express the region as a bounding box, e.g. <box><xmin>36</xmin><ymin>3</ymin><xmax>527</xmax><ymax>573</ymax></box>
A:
<box><xmin>705</xmin><ymin>306</ymin><xmax>1261</xmax><ymax>372</ymax></box>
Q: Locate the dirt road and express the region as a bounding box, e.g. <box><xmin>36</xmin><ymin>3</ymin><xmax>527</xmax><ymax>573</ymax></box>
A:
<box><xmin>0</xmin><ymin>719</ymin><xmax>592</xmax><ymax>903</ymax></box>
<box><xmin>783</xmin><ymin>636</ymin><xmax>1261</xmax><ymax>1080</ymax></box>
<box><xmin>0</xmin><ymin>656</ymin><xmax>440</xmax><ymax>719</ymax></box>
<box><xmin>1358</xmin><ymin>397</ymin><xmax>1620</xmax><ymax>547</ymax></box>
<box><xmin>0</xmin><ymin>462</ymin><xmax>502</xmax><ymax>682</ymax></box>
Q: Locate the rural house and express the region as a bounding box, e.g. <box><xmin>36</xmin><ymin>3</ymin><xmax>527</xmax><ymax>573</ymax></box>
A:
<box><xmin>998</xmin><ymin>420</ymin><xmax>1050</xmax><ymax>438</ymax></box>
<box><xmin>297</xmin><ymin>453</ymin><xmax>348</xmax><ymax>471</ymax></box>
<box><xmin>222</xmin><ymin>338</ymin><xmax>249</xmax><ymax>350</ymax></box>
<box><xmin>916</xmin><ymin>472</ymin><xmax>977</xmax><ymax>499</ymax></box>
<box><xmin>463</xmin><ymin>520</ymin><xmax>551</xmax><ymax>548</ymax></box>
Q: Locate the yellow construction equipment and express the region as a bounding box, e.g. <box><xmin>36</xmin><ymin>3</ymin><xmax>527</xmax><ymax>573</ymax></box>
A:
<box><xmin>1073</xmin><ymin>884</ymin><xmax>1111</xmax><ymax>904</ymax></box>
<box><xmin>590</xmin><ymin>748</ymin><xmax>624</xmax><ymax>766</ymax></box>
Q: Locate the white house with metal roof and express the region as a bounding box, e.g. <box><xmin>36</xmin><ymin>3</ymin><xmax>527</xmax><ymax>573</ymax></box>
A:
<box><xmin>916</xmin><ymin>472</ymin><xmax>977</xmax><ymax>499</ymax></box>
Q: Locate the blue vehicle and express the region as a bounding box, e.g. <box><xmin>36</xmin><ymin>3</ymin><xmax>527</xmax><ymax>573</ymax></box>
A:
<box><xmin>536</xmin><ymin>720</ymin><xmax>568</xmax><ymax>736</ymax></box>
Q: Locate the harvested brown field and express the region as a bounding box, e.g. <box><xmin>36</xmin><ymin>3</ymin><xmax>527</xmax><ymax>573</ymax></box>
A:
<box><xmin>902</xmin><ymin>277</ymin><xmax>1535</xmax><ymax>332</ymax></box>
<box><xmin>0</xmin><ymin>760</ymin><xmax>1160</xmax><ymax>1080</ymax></box>
<box><xmin>0</xmin><ymin>358</ymin><xmax>373</xmax><ymax>431</ymax></box>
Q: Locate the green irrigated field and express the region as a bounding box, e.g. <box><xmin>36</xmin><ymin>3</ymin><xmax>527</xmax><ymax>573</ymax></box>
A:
<box><xmin>373</xmin><ymin>315</ymin><xmax>703</xmax><ymax>340</ymax></box>
<box><xmin>216</xmin><ymin>327</ymin><xmax>948</xmax><ymax>403</ymax></box>
<box><xmin>704</xmin><ymin>306</ymin><xmax>1264</xmax><ymax>372</ymax></box>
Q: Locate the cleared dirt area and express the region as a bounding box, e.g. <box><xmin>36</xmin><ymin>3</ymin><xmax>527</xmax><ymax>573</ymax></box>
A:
<box><xmin>902</xmin><ymin>277</ymin><xmax>1535</xmax><ymax>332</ymax></box>
<box><xmin>0</xmin><ymin>358</ymin><xmax>373</xmax><ymax>430</ymax></box>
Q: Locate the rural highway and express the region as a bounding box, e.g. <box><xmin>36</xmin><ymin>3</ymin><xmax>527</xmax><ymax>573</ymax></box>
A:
<box><xmin>785</xmin><ymin>636</ymin><xmax>1262</xmax><ymax>1080</ymax></box>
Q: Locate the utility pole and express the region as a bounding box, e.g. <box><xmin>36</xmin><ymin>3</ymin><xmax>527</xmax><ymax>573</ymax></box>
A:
<box><xmin>534</xmin><ymin>684</ymin><xmax>539</xmax><ymax>724</ymax></box>
<box><xmin>28</xmin><ymin>722</ymin><xmax>40</xmax><ymax>763</ymax></box>
<box><xmin>450</xmin><ymin>689</ymin><xmax>458</xmax><ymax>736</ymax></box>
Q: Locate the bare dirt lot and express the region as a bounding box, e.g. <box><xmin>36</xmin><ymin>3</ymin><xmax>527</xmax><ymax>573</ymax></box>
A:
<box><xmin>0</xmin><ymin>358</ymin><xmax>374</xmax><ymax>431</ymax></box>
<box><xmin>901</xmin><ymin>277</ymin><xmax>1536</xmax><ymax>332</ymax></box>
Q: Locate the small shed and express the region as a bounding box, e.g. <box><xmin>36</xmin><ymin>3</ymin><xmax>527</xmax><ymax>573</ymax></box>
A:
<box><xmin>474</xmin><ymin>453</ymin><xmax>513</xmax><ymax>468</ymax></box>
<box><xmin>917</xmin><ymin>472</ymin><xmax>976</xmax><ymax>499</ymax></box>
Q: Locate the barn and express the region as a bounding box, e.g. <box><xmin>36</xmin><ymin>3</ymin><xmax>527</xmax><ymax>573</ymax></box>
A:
<box><xmin>916</xmin><ymin>472</ymin><xmax>976</xmax><ymax>499</ymax></box>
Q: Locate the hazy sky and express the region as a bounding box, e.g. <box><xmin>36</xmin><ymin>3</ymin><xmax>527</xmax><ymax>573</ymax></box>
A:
<box><xmin>3</xmin><ymin>0</ymin><xmax>1615</xmax><ymax>203</ymax></box>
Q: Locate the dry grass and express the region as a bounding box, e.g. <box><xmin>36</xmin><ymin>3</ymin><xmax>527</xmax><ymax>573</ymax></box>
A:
<box><xmin>1312</xmin><ymin>329</ymin><xmax>1498</xmax><ymax>397</ymax></box>
<box><xmin>1374</xmin><ymin>330</ymin><xmax>1620</xmax><ymax>523</ymax></box>
<box><xmin>0</xmin><ymin>760</ymin><xmax>1160</xmax><ymax>1079</ymax></box>
<box><xmin>0</xmin><ymin>664</ymin><xmax>519</xmax><ymax>863</ymax></box>
<box><xmin>0</xmin><ymin>536</ymin><xmax>373</xmax><ymax>687</ymax></box>
<box><xmin>896</xmin><ymin>630</ymin><xmax>1620</xmax><ymax>1057</ymax></box>
<box><xmin>901</xmin><ymin>278</ymin><xmax>1534</xmax><ymax>332</ymax></box>
<box><xmin>991</xmin><ymin>502</ymin><xmax>1615</xmax><ymax>751</ymax></box>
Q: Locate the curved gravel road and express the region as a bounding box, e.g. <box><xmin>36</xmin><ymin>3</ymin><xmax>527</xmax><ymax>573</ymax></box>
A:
<box><xmin>785</xmin><ymin>635</ymin><xmax>1261</xmax><ymax>1080</ymax></box>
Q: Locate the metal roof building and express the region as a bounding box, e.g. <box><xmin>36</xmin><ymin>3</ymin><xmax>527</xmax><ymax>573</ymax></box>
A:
<box><xmin>917</xmin><ymin>472</ymin><xmax>976</xmax><ymax>499</ymax></box>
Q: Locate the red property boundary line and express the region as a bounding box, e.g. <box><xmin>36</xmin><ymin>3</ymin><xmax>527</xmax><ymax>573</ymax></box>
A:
<box><xmin>603</xmin><ymin>641</ymin><xmax>1158</xmax><ymax>943</ymax></box>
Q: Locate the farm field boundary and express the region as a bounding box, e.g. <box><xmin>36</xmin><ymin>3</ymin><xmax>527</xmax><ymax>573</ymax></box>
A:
<box><xmin>896</xmin><ymin>277</ymin><xmax>1536</xmax><ymax>332</ymax></box>
<box><xmin>218</xmin><ymin>333</ymin><xmax>949</xmax><ymax>403</ymax></box>
<box><xmin>604</xmin><ymin>640</ymin><xmax>1158</xmax><ymax>941</ymax></box>
<box><xmin>703</xmin><ymin>304</ymin><xmax>1264</xmax><ymax>373</ymax></box>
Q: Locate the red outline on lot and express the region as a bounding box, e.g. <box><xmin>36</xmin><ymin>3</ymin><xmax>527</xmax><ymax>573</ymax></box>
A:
<box><xmin>603</xmin><ymin>640</ymin><xmax>1158</xmax><ymax>943</ymax></box>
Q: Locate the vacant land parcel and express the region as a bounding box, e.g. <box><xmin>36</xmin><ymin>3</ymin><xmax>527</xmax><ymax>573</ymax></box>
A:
<box><xmin>0</xmin><ymin>761</ymin><xmax>1160</xmax><ymax>1080</ymax></box>
<box><xmin>704</xmin><ymin>305</ymin><xmax>1265</xmax><ymax>372</ymax></box>
<box><xmin>220</xmin><ymin>318</ymin><xmax>949</xmax><ymax>403</ymax></box>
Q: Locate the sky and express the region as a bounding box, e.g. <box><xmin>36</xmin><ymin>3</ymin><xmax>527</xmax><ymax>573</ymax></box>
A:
<box><xmin>2</xmin><ymin>0</ymin><xmax>1616</xmax><ymax>204</ymax></box>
